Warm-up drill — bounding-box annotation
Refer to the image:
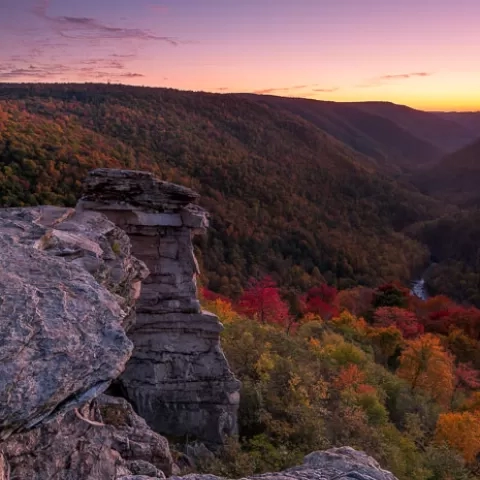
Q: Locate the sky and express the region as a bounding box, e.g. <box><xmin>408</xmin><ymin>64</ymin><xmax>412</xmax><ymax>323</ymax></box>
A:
<box><xmin>1</xmin><ymin>0</ymin><xmax>480</xmax><ymax>111</ymax></box>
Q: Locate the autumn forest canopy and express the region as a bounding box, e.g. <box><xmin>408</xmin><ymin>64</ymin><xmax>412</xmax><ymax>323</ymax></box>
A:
<box><xmin>1</xmin><ymin>82</ymin><xmax>480</xmax><ymax>478</ymax></box>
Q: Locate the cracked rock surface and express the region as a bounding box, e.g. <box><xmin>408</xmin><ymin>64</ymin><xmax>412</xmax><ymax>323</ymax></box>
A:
<box><xmin>0</xmin><ymin>206</ymin><xmax>147</xmax><ymax>439</ymax></box>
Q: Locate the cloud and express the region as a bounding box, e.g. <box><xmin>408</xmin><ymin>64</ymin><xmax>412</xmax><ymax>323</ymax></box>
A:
<box><xmin>253</xmin><ymin>84</ymin><xmax>338</xmax><ymax>95</ymax></box>
<box><xmin>312</xmin><ymin>87</ymin><xmax>339</xmax><ymax>93</ymax></box>
<box><xmin>0</xmin><ymin>62</ymin><xmax>144</xmax><ymax>81</ymax></box>
<box><xmin>32</xmin><ymin>0</ymin><xmax>180</xmax><ymax>45</ymax></box>
<box><xmin>110</xmin><ymin>53</ymin><xmax>137</xmax><ymax>59</ymax></box>
<box><xmin>253</xmin><ymin>85</ymin><xmax>310</xmax><ymax>94</ymax></box>
<box><xmin>379</xmin><ymin>72</ymin><xmax>432</xmax><ymax>80</ymax></box>
<box><xmin>0</xmin><ymin>63</ymin><xmax>68</xmax><ymax>80</ymax></box>
<box><xmin>216</xmin><ymin>87</ymin><xmax>229</xmax><ymax>91</ymax></box>
<box><xmin>358</xmin><ymin>72</ymin><xmax>433</xmax><ymax>88</ymax></box>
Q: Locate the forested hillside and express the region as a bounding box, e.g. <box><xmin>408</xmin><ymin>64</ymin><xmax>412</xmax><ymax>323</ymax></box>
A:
<box><xmin>416</xmin><ymin>138</ymin><xmax>480</xmax><ymax>206</ymax></box>
<box><xmin>201</xmin><ymin>279</ymin><xmax>480</xmax><ymax>480</ymax></box>
<box><xmin>0</xmin><ymin>83</ymin><xmax>444</xmax><ymax>297</ymax></box>
<box><xmin>246</xmin><ymin>96</ymin><xmax>445</xmax><ymax>172</ymax></box>
<box><xmin>344</xmin><ymin>102</ymin><xmax>478</xmax><ymax>153</ymax></box>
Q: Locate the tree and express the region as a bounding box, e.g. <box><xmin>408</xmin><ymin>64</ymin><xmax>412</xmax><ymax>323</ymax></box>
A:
<box><xmin>302</xmin><ymin>285</ymin><xmax>339</xmax><ymax>320</ymax></box>
<box><xmin>372</xmin><ymin>283</ymin><xmax>410</xmax><ymax>309</ymax></box>
<box><xmin>373</xmin><ymin>307</ymin><xmax>423</xmax><ymax>339</ymax></box>
<box><xmin>334</xmin><ymin>287</ymin><xmax>374</xmax><ymax>317</ymax></box>
<box><xmin>238</xmin><ymin>276</ymin><xmax>290</xmax><ymax>328</ymax></box>
<box><xmin>367</xmin><ymin>326</ymin><xmax>403</xmax><ymax>366</ymax></box>
<box><xmin>424</xmin><ymin>306</ymin><xmax>480</xmax><ymax>339</ymax></box>
<box><xmin>454</xmin><ymin>362</ymin><xmax>480</xmax><ymax>392</ymax></box>
<box><xmin>334</xmin><ymin>364</ymin><xmax>365</xmax><ymax>391</ymax></box>
<box><xmin>435</xmin><ymin>411</ymin><xmax>480</xmax><ymax>463</ymax></box>
<box><xmin>397</xmin><ymin>334</ymin><xmax>455</xmax><ymax>406</ymax></box>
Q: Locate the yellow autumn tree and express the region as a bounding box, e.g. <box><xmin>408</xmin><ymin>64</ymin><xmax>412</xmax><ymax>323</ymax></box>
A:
<box><xmin>435</xmin><ymin>411</ymin><xmax>480</xmax><ymax>463</ymax></box>
<box><xmin>397</xmin><ymin>334</ymin><xmax>455</xmax><ymax>406</ymax></box>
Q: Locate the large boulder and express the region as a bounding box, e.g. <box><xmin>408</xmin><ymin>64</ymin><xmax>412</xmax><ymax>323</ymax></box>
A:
<box><xmin>0</xmin><ymin>206</ymin><xmax>148</xmax><ymax>439</ymax></box>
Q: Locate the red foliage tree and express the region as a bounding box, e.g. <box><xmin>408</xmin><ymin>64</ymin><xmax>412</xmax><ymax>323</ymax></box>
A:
<box><xmin>201</xmin><ymin>287</ymin><xmax>229</xmax><ymax>302</ymax></box>
<box><xmin>302</xmin><ymin>284</ymin><xmax>339</xmax><ymax>320</ymax></box>
<box><xmin>424</xmin><ymin>306</ymin><xmax>480</xmax><ymax>339</ymax></box>
<box><xmin>373</xmin><ymin>307</ymin><xmax>423</xmax><ymax>339</ymax></box>
<box><xmin>455</xmin><ymin>363</ymin><xmax>480</xmax><ymax>392</ymax></box>
<box><xmin>238</xmin><ymin>276</ymin><xmax>290</xmax><ymax>327</ymax></box>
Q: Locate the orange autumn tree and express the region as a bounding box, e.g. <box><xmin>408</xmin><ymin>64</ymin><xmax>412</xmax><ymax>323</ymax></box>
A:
<box><xmin>435</xmin><ymin>411</ymin><xmax>480</xmax><ymax>463</ymax></box>
<box><xmin>397</xmin><ymin>334</ymin><xmax>455</xmax><ymax>406</ymax></box>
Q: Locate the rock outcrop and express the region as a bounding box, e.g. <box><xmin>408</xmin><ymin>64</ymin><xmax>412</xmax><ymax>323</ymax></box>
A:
<box><xmin>0</xmin><ymin>206</ymin><xmax>147</xmax><ymax>440</ymax></box>
<box><xmin>0</xmin><ymin>205</ymin><xmax>175</xmax><ymax>479</ymax></box>
<box><xmin>1</xmin><ymin>394</ymin><xmax>173</xmax><ymax>480</ymax></box>
<box><xmin>78</xmin><ymin>169</ymin><xmax>240</xmax><ymax>445</ymax></box>
<box><xmin>172</xmin><ymin>447</ymin><xmax>398</xmax><ymax>480</ymax></box>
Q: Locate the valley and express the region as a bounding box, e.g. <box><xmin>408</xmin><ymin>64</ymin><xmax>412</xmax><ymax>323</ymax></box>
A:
<box><xmin>0</xmin><ymin>83</ymin><xmax>479</xmax><ymax>305</ymax></box>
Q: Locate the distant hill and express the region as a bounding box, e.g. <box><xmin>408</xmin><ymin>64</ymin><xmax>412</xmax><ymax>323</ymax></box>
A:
<box><xmin>416</xmin><ymin>137</ymin><xmax>480</xmax><ymax>206</ymax></box>
<box><xmin>344</xmin><ymin>101</ymin><xmax>478</xmax><ymax>153</ymax></box>
<box><xmin>0</xmin><ymin>83</ymin><xmax>443</xmax><ymax>296</ymax></box>
<box><xmin>242</xmin><ymin>96</ymin><xmax>444</xmax><ymax>173</ymax></box>
<box><xmin>438</xmin><ymin>111</ymin><xmax>480</xmax><ymax>135</ymax></box>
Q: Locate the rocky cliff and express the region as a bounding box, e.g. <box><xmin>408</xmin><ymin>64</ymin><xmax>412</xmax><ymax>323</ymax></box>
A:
<box><xmin>0</xmin><ymin>169</ymin><xmax>399</xmax><ymax>480</ymax></box>
<box><xmin>77</xmin><ymin>169</ymin><xmax>240</xmax><ymax>445</ymax></box>
<box><xmin>0</xmin><ymin>205</ymin><xmax>173</xmax><ymax>478</ymax></box>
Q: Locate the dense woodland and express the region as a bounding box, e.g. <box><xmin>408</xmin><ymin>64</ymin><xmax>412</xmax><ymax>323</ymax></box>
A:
<box><xmin>200</xmin><ymin>280</ymin><xmax>480</xmax><ymax>480</ymax></box>
<box><xmin>0</xmin><ymin>83</ymin><xmax>446</xmax><ymax>296</ymax></box>
<box><xmin>1</xmin><ymin>83</ymin><xmax>480</xmax><ymax>477</ymax></box>
<box><xmin>0</xmin><ymin>84</ymin><xmax>479</xmax><ymax>298</ymax></box>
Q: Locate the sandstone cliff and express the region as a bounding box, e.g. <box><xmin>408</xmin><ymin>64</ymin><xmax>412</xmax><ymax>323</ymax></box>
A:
<box><xmin>77</xmin><ymin>169</ymin><xmax>241</xmax><ymax>445</ymax></box>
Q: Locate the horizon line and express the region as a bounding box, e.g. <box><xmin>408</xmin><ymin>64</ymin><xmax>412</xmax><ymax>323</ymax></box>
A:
<box><xmin>0</xmin><ymin>80</ymin><xmax>478</xmax><ymax>113</ymax></box>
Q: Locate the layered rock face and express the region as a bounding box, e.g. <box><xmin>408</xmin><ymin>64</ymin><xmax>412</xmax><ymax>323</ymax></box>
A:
<box><xmin>0</xmin><ymin>206</ymin><xmax>147</xmax><ymax>440</ymax></box>
<box><xmin>78</xmin><ymin>169</ymin><xmax>240</xmax><ymax>445</ymax></box>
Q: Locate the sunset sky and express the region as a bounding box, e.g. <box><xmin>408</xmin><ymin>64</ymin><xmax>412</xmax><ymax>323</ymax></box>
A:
<box><xmin>1</xmin><ymin>0</ymin><xmax>480</xmax><ymax>111</ymax></box>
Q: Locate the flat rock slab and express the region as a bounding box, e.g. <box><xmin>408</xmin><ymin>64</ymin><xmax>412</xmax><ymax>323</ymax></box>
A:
<box><xmin>82</xmin><ymin>169</ymin><xmax>199</xmax><ymax>212</ymax></box>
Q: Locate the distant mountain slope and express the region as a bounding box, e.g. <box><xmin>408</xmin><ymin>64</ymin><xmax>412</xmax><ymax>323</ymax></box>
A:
<box><xmin>0</xmin><ymin>83</ymin><xmax>442</xmax><ymax>295</ymax></box>
<box><xmin>416</xmin><ymin>137</ymin><xmax>480</xmax><ymax>206</ymax></box>
<box><xmin>243</xmin><ymin>95</ymin><xmax>443</xmax><ymax>172</ymax></box>
<box><xmin>344</xmin><ymin>101</ymin><xmax>477</xmax><ymax>153</ymax></box>
<box><xmin>438</xmin><ymin>111</ymin><xmax>480</xmax><ymax>134</ymax></box>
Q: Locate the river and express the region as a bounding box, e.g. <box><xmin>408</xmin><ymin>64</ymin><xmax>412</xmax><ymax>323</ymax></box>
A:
<box><xmin>411</xmin><ymin>277</ymin><xmax>428</xmax><ymax>300</ymax></box>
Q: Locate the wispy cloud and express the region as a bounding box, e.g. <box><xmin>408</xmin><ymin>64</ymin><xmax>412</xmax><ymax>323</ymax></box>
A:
<box><xmin>0</xmin><ymin>62</ymin><xmax>144</xmax><ymax>81</ymax></box>
<box><xmin>379</xmin><ymin>72</ymin><xmax>432</xmax><ymax>80</ymax></box>
<box><xmin>254</xmin><ymin>84</ymin><xmax>310</xmax><ymax>94</ymax></box>
<box><xmin>358</xmin><ymin>71</ymin><xmax>433</xmax><ymax>88</ymax></box>
<box><xmin>312</xmin><ymin>87</ymin><xmax>339</xmax><ymax>93</ymax></box>
<box><xmin>32</xmin><ymin>0</ymin><xmax>180</xmax><ymax>45</ymax></box>
<box><xmin>253</xmin><ymin>84</ymin><xmax>338</xmax><ymax>95</ymax></box>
